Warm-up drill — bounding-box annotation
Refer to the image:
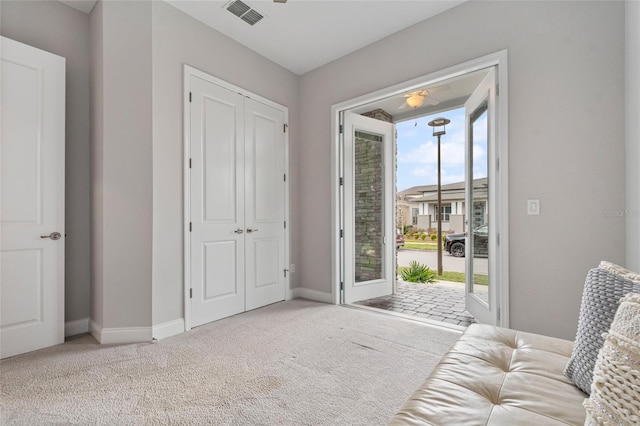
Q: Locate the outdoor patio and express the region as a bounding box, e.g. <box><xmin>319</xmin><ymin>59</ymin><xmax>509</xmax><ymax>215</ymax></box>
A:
<box><xmin>354</xmin><ymin>280</ymin><xmax>477</xmax><ymax>327</ymax></box>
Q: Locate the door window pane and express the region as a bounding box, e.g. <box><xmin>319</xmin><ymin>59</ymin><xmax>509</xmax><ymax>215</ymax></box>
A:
<box><xmin>469</xmin><ymin>105</ymin><xmax>489</xmax><ymax>305</ymax></box>
<box><xmin>354</xmin><ymin>131</ymin><xmax>384</xmax><ymax>283</ymax></box>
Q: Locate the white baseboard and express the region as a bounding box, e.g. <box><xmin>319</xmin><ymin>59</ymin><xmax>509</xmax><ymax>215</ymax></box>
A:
<box><xmin>65</xmin><ymin>317</ymin><xmax>89</xmax><ymax>337</ymax></box>
<box><xmin>152</xmin><ymin>318</ymin><xmax>185</xmax><ymax>341</ymax></box>
<box><xmin>291</xmin><ymin>287</ymin><xmax>334</xmax><ymax>304</ymax></box>
<box><xmin>89</xmin><ymin>320</ymin><xmax>152</xmax><ymax>344</ymax></box>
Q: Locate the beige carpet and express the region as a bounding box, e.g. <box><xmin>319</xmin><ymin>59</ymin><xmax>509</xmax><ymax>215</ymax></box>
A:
<box><xmin>0</xmin><ymin>299</ymin><xmax>460</xmax><ymax>425</ymax></box>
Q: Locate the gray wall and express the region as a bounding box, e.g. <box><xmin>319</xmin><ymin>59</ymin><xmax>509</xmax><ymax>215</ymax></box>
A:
<box><xmin>1</xmin><ymin>0</ymin><xmax>91</xmax><ymax>325</ymax></box>
<box><xmin>298</xmin><ymin>1</ymin><xmax>626</xmax><ymax>339</ymax></box>
<box><xmin>2</xmin><ymin>0</ymin><xmax>635</xmax><ymax>341</ymax></box>
<box><xmin>151</xmin><ymin>1</ymin><xmax>300</xmax><ymax>326</ymax></box>
<box><xmin>91</xmin><ymin>0</ymin><xmax>153</xmax><ymax>329</ymax></box>
<box><xmin>626</xmin><ymin>0</ymin><xmax>640</xmax><ymax>273</ymax></box>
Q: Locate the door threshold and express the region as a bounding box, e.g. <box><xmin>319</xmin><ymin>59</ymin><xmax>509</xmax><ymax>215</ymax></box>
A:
<box><xmin>343</xmin><ymin>303</ymin><xmax>466</xmax><ymax>333</ymax></box>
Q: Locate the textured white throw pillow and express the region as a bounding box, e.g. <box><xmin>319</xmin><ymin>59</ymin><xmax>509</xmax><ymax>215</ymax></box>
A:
<box><xmin>599</xmin><ymin>261</ymin><xmax>640</xmax><ymax>283</ymax></box>
<box><xmin>583</xmin><ymin>293</ymin><xmax>640</xmax><ymax>425</ymax></box>
<box><xmin>565</xmin><ymin>266</ymin><xmax>640</xmax><ymax>394</ymax></box>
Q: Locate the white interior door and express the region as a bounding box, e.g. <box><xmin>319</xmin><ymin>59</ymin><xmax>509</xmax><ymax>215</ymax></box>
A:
<box><xmin>464</xmin><ymin>67</ymin><xmax>497</xmax><ymax>325</ymax></box>
<box><xmin>244</xmin><ymin>98</ymin><xmax>286</xmax><ymax>311</ymax></box>
<box><xmin>189</xmin><ymin>75</ymin><xmax>246</xmax><ymax>327</ymax></box>
<box><xmin>1</xmin><ymin>37</ymin><xmax>65</xmax><ymax>358</ymax></box>
<box><xmin>188</xmin><ymin>71</ymin><xmax>286</xmax><ymax>328</ymax></box>
<box><xmin>343</xmin><ymin>112</ymin><xmax>395</xmax><ymax>304</ymax></box>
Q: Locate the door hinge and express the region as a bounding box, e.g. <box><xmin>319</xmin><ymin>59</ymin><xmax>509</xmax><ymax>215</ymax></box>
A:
<box><xmin>189</xmin><ymin>222</ymin><xmax>192</xmax><ymax>232</ymax></box>
<box><xmin>339</xmin><ymin>124</ymin><xmax>344</xmax><ymax>134</ymax></box>
<box><xmin>340</xmin><ymin>229</ymin><xmax>343</xmax><ymax>238</ymax></box>
<box><xmin>497</xmin><ymin>307</ymin><xmax>501</xmax><ymax>322</ymax></box>
<box><xmin>496</xmin><ymin>158</ymin><xmax>500</xmax><ymax>171</ymax></box>
<box><xmin>284</xmin><ymin>174</ymin><xmax>286</xmax><ymax>182</ymax></box>
<box><xmin>189</xmin><ymin>158</ymin><xmax>192</xmax><ymax>169</ymax></box>
<box><xmin>284</xmin><ymin>220</ymin><xmax>287</xmax><ymax>229</ymax></box>
<box><xmin>284</xmin><ymin>269</ymin><xmax>288</xmax><ymax>278</ymax></box>
<box><xmin>496</xmin><ymin>84</ymin><xmax>499</xmax><ymax>96</ymax></box>
<box><xmin>339</xmin><ymin>177</ymin><xmax>343</xmax><ymax>186</ymax></box>
<box><xmin>497</xmin><ymin>233</ymin><xmax>500</xmax><ymax>245</ymax></box>
<box><xmin>190</xmin><ymin>288</ymin><xmax>193</xmax><ymax>299</ymax></box>
<box><xmin>340</xmin><ymin>281</ymin><xmax>344</xmax><ymax>291</ymax></box>
<box><xmin>189</xmin><ymin>92</ymin><xmax>192</xmax><ymax>102</ymax></box>
<box><xmin>284</xmin><ymin>123</ymin><xmax>288</xmax><ymax>133</ymax></box>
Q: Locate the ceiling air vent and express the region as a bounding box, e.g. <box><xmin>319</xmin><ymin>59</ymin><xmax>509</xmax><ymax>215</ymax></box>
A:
<box><xmin>226</xmin><ymin>0</ymin><xmax>264</xmax><ymax>26</ymax></box>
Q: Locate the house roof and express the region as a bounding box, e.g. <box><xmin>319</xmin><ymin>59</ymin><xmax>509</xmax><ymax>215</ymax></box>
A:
<box><xmin>398</xmin><ymin>177</ymin><xmax>488</xmax><ymax>197</ymax></box>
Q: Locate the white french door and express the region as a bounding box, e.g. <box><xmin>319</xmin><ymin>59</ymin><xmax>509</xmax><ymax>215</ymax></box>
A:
<box><xmin>187</xmin><ymin>70</ymin><xmax>286</xmax><ymax>328</ymax></box>
<box><xmin>464</xmin><ymin>67</ymin><xmax>498</xmax><ymax>325</ymax></box>
<box><xmin>342</xmin><ymin>112</ymin><xmax>395</xmax><ymax>304</ymax></box>
<box><xmin>1</xmin><ymin>37</ymin><xmax>65</xmax><ymax>358</ymax></box>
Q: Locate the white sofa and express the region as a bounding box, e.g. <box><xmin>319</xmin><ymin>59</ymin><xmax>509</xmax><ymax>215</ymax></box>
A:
<box><xmin>390</xmin><ymin>324</ymin><xmax>587</xmax><ymax>425</ymax></box>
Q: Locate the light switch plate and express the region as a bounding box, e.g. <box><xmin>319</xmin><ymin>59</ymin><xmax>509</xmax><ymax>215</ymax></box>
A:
<box><xmin>527</xmin><ymin>199</ymin><xmax>540</xmax><ymax>215</ymax></box>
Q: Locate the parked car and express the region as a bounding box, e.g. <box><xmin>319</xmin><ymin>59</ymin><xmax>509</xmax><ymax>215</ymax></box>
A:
<box><xmin>444</xmin><ymin>224</ymin><xmax>489</xmax><ymax>257</ymax></box>
<box><xmin>396</xmin><ymin>229</ymin><xmax>405</xmax><ymax>249</ymax></box>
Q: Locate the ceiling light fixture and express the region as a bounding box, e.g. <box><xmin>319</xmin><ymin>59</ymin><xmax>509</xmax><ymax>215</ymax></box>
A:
<box><xmin>405</xmin><ymin>91</ymin><xmax>426</xmax><ymax>109</ymax></box>
<box><xmin>273</xmin><ymin>0</ymin><xmax>287</xmax><ymax>3</ymax></box>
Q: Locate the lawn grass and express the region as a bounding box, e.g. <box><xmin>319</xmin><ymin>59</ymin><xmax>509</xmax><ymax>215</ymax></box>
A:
<box><xmin>397</xmin><ymin>266</ymin><xmax>488</xmax><ymax>286</ymax></box>
<box><xmin>403</xmin><ymin>241</ymin><xmax>439</xmax><ymax>251</ymax></box>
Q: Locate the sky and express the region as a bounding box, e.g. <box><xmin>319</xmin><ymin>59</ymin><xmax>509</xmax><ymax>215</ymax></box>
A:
<box><xmin>396</xmin><ymin>107</ymin><xmax>487</xmax><ymax>192</ymax></box>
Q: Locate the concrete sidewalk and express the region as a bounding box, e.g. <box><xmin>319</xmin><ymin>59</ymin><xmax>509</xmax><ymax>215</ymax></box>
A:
<box><xmin>354</xmin><ymin>280</ymin><xmax>477</xmax><ymax>327</ymax></box>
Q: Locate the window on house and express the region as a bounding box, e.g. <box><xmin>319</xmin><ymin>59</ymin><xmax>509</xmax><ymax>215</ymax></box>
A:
<box><xmin>435</xmin><ymin>205</ymin><xmax>452</xmax><ymax>222</ymax></box>
<box><xmin>412</xmin><ymin>208</ymin><xmax>418</xmax><ymax>225</ymax></box>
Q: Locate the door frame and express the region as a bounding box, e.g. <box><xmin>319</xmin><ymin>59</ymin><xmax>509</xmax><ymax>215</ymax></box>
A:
<box><xmin>182</xmin><ymin>65</ymin><xmax>290</xmax><ymax>331</ymax></box>
<box><xmin>330</xmin><ymin>50</ymin><xmax>509</xmax><ymax>328</ymax></box>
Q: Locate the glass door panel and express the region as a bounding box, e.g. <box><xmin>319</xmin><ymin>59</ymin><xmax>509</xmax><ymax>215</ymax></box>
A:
<box><xmin>354</xmin><ymin>131</ymin><xmax>384</xmax><ymax>283</ymax></box>
<box><xmin>342</xmin><ymin>112</ymin><xmax>395</xmax><ymax>303</ymax></box>
<box><xmin>469</xmin><ymin>107</ymin><xmax>489</xmax><ymax>306</ymax></box>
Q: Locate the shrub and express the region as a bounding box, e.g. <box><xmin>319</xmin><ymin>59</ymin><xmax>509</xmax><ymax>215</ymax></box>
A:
<box><xmin>401</xmin><ymin>261</ymin><xmax>437</xmax><ymax>284</ymax></box>
<box><xmin>403</xmin><ymin>225</ymin><xmax>413</xmax><ymax>234</ymax></box>
<box><xmin>430</xmin><ymin>233</ymin><xmax>437</xmax><ymax>241</ymax></box>
<box><xmin>420</xmin><ymin>233</ymin><xmax>427</xmax><ymax>240</ymax></box>
<box><xmin>412</xmin><ymin>233</ymin><xmax>420</xmax><ymax>239</ymax></box>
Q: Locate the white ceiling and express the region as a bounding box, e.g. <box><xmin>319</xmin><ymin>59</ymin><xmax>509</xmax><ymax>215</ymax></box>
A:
<box><xmin>58</xmin><ymin>0</ymin><xmax>477</xmax><ymax>115</ymax></box>
<box><xmin>59</xmin><ymin>0</ymin><xmax>464</xmax><ymax>75</ymax></box>
<box><xmin>167</xmin><ymin>0</ymin><xmax>465</xmax><ymax>75</ymax></box>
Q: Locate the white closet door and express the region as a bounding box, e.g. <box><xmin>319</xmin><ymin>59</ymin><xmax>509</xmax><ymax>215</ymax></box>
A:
<box><xmin>1</xmin><ymin>37</ymin><xmax>65</xmax><ymax>358</ymax></box>
<box><xmin>244</xmin><ymin>98</ymin><xmax>286</xmax><ymax>311</ymax></box>
<box><xmin>190</xmin><ymin>75</ymin><xmax>245</xmax><ymax>327</ymax></box>
<box><xmin>188</xmin><ymin>74</ymin><xmax>286</xmax><ymax>327</ymax></box>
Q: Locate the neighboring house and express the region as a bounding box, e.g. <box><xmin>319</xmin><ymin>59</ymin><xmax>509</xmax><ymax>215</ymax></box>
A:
<box><xmin>397</xmin><ymin>178</ymin><xmax>487</xmax><ymax>234</ymax></box>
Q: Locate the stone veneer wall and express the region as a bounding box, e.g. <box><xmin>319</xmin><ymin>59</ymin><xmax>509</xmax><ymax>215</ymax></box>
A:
<box><xmin>354</xmin><ymin>109</ymin><xmax>394</xmax><ymax>282</ymax></box>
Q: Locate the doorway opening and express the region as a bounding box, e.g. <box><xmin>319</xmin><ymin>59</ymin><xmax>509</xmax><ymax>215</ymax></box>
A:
<box><xmin>331</xmin><ymin>51</ymin><xmax>509</xmax><ymax>330</ymax></box>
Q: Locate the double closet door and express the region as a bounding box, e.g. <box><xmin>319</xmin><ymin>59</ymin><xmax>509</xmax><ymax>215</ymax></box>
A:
<box><xmin>188</xmin><ymin>72</ymin><xmax>287</xmax><ymax>327</ymax></box>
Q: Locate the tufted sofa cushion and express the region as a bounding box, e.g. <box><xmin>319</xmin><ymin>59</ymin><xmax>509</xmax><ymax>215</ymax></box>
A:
<box><xmin>390</xmin><ymin>324</ymin><xmax>587</xmax><ymax>425</ymax></box>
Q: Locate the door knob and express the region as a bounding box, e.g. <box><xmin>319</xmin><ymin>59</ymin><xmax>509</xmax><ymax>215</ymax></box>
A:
<box><xmin>41</xmin><ymin>232</ymin><xmax>62</xmax><ymax>240</ymax></box>
<box><xmin>234</xmin><ymin>228</ymin><xmax>244</xmax><ymax>234</ymax></box>
<box><xmin>246</xmin><ymin>228</ymin><xmax>259</xmax><ymax>234</ymax></box>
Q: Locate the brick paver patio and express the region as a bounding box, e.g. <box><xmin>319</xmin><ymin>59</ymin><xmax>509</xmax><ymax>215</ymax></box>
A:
<box><xmin>354</xmin><ymin>280</ymin><xmax>477</xmax><ymax>327</ymax></box>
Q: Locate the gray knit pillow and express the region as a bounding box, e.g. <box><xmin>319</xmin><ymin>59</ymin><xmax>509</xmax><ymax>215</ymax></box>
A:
<box><xmin>564</xmin><ymin>266</ymin><xmax>640</xmax><ymax>394</ymax></box>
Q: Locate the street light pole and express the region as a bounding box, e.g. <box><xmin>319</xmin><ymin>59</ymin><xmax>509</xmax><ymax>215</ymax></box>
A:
<box><xmin>428</xmin><ymin>118</ymin><xmax>450</xmax><ymax>276</ymax></box>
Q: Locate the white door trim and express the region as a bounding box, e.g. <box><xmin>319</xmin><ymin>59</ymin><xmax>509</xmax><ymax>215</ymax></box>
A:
<box><xmin>330</xmin><ymin>51</ymin><xmax>509</xmax><ymax>327</ymax></box>
<box><xmin>183</xmin><ymin>65</ymin><xmax>290</xmax><ymax>331</ymax></box>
